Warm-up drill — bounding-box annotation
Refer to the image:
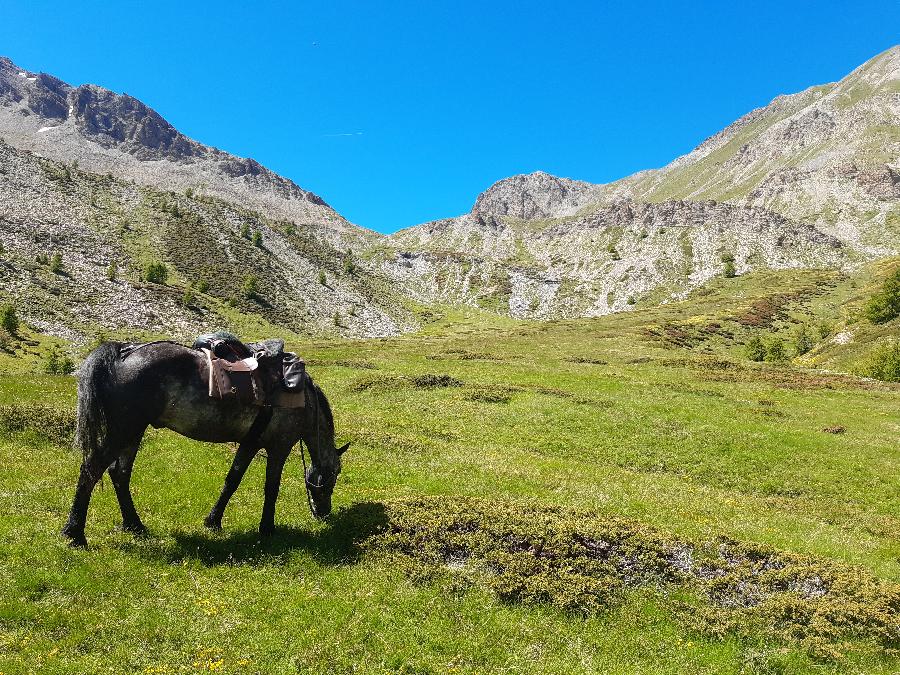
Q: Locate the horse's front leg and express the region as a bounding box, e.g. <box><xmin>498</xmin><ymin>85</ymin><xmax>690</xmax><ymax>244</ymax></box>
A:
<box><xmin>259</xmin><ymin>449</ymin><xmax>289</xmax><ymax>536</ymax></box>
<box><xmin>204</xmin><ymin>443</ymin><xmax>260</xmax><ymax>530</ymax></box>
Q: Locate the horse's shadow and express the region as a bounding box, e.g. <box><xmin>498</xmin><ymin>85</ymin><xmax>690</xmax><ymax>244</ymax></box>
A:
<box><xmin>120</xmin><ymin>501</ymin><xmax>388</xmax><ymax>567</ymax></box>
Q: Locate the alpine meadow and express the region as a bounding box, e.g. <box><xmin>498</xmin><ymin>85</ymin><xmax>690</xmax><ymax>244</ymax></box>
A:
<box><xmin>0</xmin><ymin>23</ymin><xmax>899</xmax><ymax>675</ymax></box>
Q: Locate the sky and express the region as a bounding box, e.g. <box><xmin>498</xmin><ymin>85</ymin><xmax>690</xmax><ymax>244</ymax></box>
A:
<box><xmin>1</xmin><ymin>1</ymin><xmax>897</xmax><ymax>233</ymax></box>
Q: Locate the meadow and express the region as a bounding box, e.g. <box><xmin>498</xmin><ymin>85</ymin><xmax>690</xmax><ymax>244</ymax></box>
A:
<box><xmin>0</xmin><ymin>268</ymin><xmax>898</xmax><ymax>674</ymax></box>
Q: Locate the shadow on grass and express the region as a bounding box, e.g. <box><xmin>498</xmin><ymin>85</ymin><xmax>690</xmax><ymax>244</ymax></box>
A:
<box><xmin>120</xmin><ymin>501</ymin><xmax>388</xmax><ymax>567</ymax></box>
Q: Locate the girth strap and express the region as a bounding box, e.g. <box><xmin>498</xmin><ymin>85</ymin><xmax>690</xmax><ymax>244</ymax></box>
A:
<box><xmin>243</xmin><ymin>406</ymin><xmax>273</xmax><ymax>448</ymax></box>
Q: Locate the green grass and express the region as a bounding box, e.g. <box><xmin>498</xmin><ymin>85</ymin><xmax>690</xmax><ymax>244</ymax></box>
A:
<box><xmin>0</xmin><ymin>268</ymin><xmax>899</xmax><ymax>673</ymax></box>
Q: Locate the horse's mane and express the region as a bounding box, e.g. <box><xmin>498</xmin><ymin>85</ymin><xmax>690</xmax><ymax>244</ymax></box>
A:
<box><xmin>312</xmin><ymin>380</ymin><xmax>334</xmax><ymax>434</ymax></box>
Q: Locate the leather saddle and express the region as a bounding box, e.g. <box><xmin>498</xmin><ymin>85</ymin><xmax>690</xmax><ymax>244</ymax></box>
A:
<box><xmin>193</xmin><ymin>332</ymin><xmax>307</xmax><ymax>408</ymax></box>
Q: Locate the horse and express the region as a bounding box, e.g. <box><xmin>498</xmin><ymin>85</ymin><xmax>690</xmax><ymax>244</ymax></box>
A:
<box><xmin>62</xmin><ymin>341</ymin><xmax>349</xmax><ymax>547</ymax></box>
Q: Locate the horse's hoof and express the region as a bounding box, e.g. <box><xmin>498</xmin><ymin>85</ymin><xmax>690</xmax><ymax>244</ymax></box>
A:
<box><xmin>63</xmin><ymin>530</ymin><xmax>88</xmax><ymax>548</ymax></box>
<box><xmin>203</xmin><ymin>516</ymin><xmax>222</xmax><ymax>531</ymax></box>
<box><xmin>123</xmin><ymin>522</ymin><xmax>148</xmax><ymax>537</ymax></box>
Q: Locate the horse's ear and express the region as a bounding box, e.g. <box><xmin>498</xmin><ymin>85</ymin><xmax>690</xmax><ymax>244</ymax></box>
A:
<box><xmin>337</xmin><ymin>442</ymin><xmax>350</xmax><ymax>456</ymax></box>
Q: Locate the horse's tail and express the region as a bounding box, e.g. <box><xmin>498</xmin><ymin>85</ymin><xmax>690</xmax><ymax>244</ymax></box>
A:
<box><xmin>75</xmin><ymin>342</ymin><xmax>122</xmax><ymax>458</ymax></box>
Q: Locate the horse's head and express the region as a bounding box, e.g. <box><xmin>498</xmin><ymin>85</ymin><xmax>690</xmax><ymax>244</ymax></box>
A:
<box><xmin>305</xmin><ymin>441</ymin><xmax>349</xmax><ymax>519</ymax></box>
<box><xmin>303</xmin><ymin>379</ymin><xmax>349</xmax><ymax>520</ymax></box>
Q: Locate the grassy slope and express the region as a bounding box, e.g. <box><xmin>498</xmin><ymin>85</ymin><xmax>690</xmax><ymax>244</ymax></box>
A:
<box><xmin>0</xmin><ymin>270</ymin><xmax>898</xmax><ymax>673</ymax></box>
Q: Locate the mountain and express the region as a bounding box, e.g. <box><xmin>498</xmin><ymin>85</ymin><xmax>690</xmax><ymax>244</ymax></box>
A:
<box><xmin>0</xmin><ymin>56</ymin><xmax>372</xmax><ymax>248</ymax></box>
<box><xmin>381</xmin><ymin>46</ymin><xmax>899</xmax><ymax>317</ymax></box>
<box><xmin>0</xmin><ymin>48</ymin><xmax>897</xmax><ymax>341</ymax></box>
<box><xmin>0</xmin><ymin>57</ymin><xmax>414</xmax><ymax>340</ymax></box>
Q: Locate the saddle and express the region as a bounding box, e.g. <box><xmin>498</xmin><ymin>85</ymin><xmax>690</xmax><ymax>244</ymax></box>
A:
<box><xmin>192</xmin><ymin>332</ymin><xmax>307</xmax><ymax>408</ymax></box>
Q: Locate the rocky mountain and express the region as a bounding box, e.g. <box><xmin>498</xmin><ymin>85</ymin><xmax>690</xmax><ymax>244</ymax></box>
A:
<box><xmin>0</xmin><ymin>56</ymin><xmax>373</xmax><ymax>249</ymax></box>
<box><xmin>0</xmin><ymin>47</ymin><xmax>897</xmax><ymax>341</ymax></box>
<box><xmin>381</xmin><ymin>46</ymin><xmax>899</xmax><ymax>317</ymax></box>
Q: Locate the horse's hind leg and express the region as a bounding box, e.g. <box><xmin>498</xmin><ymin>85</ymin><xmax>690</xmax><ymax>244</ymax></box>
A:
<box><xmin>109</xmin><ymin>440</ymin><xmax>146</xmax><ymax>535</ymax></box>
<box><xmin>259</xmin><ymin>448</ymin><xmax>289</xmax><ymax>536</ymax></box>
<box><xmin>204</xmin><ymin>442</ymin><xmax>260</xmax><ymax>530</ymax></box>
<box><xmin>62</xmin><ymin>451</ymin><xmax>111</xmax><ymax>547</ymax></box>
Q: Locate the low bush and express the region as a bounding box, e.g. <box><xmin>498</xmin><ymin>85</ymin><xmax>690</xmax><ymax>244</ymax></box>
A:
<box><xmin>863</xmin><ymin>268</ymin><xmax>900</xmax><ymax>324</ymax></box>
<box><xmin>0</xmin><ymin>403</ymin><xmax>76</xmax><ymax>446</ymax></box>
<box><xmin>856</xmin><ymin>341</ymin><xmax>900</xmax><ymax>382</ymax></box>
<box><xmin>144</xmin><ymin>262</ymin><xmax>169</xmax><ymax>285</ymax></box>
<box><xmin>367</xmin><ymin>497</ymin><xmax>900</xmax><ymax>660</ymax></box>
<box><xmin>745</xmin><ymin>335</ymin><xmax>766</xmax><ymax>362</ymax></box>
<box><xmin>0</xmin><ymin>304</ymin><xmax>18</xmax><ymax>334</ymax></box>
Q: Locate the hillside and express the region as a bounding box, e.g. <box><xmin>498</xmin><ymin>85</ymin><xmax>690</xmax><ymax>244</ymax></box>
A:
<box><xmin>0</xmin><ymin>139</ymin><xmax>416</xmax><ymax>341</ymax></box>
<box><xmin>383</xmin><ymin>46</ymin><xmax>899</xmax><ymax>317</ymax></box>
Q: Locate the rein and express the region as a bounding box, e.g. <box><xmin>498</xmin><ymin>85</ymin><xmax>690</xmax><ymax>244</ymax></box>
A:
<box><xmin>298</xmin><ymin>376</ymin><xmax>322</xmax><ymax>518</ymax></box>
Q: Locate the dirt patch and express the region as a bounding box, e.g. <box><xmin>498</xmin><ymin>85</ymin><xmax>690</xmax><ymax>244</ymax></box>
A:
<box><xmin>410</xmin><ymin>374</ymin><xmax>462</xmax><ymax>389</ymax></box>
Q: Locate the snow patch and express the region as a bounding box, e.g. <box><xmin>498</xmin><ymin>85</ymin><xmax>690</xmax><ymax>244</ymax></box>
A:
<box><xmin>37</xmin><ymin>126</ymin><xmax>58</xmax><ymax>133</ymax></box>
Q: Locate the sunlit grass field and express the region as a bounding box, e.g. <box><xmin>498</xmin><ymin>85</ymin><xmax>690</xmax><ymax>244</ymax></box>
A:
<box><xmin>0</xmin><ymin>269</ymin><xmax>898</xmax><ymax>673</ymax></box>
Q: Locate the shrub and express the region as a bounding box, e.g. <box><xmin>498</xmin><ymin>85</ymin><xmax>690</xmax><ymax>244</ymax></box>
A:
<box><xmin>284</xmin><ymin>223</ymin><xmax>296</xmax><ymax>236</ymax></box>
<box><xmin>182</xmin><ymin>287</ymin><xmax>196</xmax><ymax>307</ymax></box>
<box><xmin>626</xmin><ymin>296</ymin><xmax>636</xmax><ymax>306</ymax></box>
<box><xmin>765</xmin><ymin>337</ymin><xmax>787</xmax><ymax>362</ymax></box>
<box><xmin>343</xmin><ymin>257</ymin><xmax>356</xmax><ymax>275</ymax></box>
<box><xmin>185</xmin><ymin>187</ymin><xmax>194</xmax><ymax>198</ymax></box>
<box><xmin>241</xmin><ymin>274</ymin><xmax>259</xmax><ymax>299</ymax></box>
<box><xmin>252</xmin><ymin>231</ymin><xmax>263</xmax><ymax>248</ymax></box>
<box><xmin>44</xmin><ymin>346</ymin><xmax>75</xmax><ymax>375</ymax></box>
<box><xmin>48</xmin><ymin>252</ymin><xmax>63</xmax><ymax>274</ymax></box>
<box><xmin>862</xmin><ymin>268</ymin><xmax>900</xmax><ymax>324</ymax></box>
<box><xmin>144</xmin><ymin>262</ymin><xmax>169</xmax><ymax>284</ymax></box>
<box><xmin>723</xmin><ymin>260</ymin><xmax>737</xmax><ymax>278</ymax></box>
<box><xmin>240</xmin><ymin>223</ymin><xmax>251</xmax><ymax>239</ymax></box>
<box><xmin>35</xmin><ymin>253</ymin><xmax>49</xmax><ymax>265</ymax></box>
<box><xmin>0</xmin><ymin>403</ymin><xmax>76</xmax><ymax>446</ymax></box>
<box><xmin>318</xmin><ymin>270</ymin><xmax>327</xmax><ymax>286</ymax></box>
<box><xmin>794</xmin><ymin>325</ymin><xmax>814</xmax><ymax>356</ymax></box>
<box><xmin>106</xmin><ymin>260</ymin><xmax>118</xmax><ymax>281</ymax></box>
<box><xmin>721</xmin><ymin>252</ymin><xmax>736</xmax><ymax>264</ymax></box>
<box><xmin>856</xmin><ymin>341</ymin><xmax>900</xmax><ymax>382</ymax></box>
<box><xmin>196</xmin><ymin>279</ymin><xmax>209</xmax><ymax>294</ymax></box>
<box><xmin>745</xmin><ymin>335</ymin><xmax>766</xmax><ymax>362</ymax></box>
<box><xmin>818</xmin><ymin>321</ymin><xmax>832</xmax><ymax>340</ymax></box>
<box><xmin>0</xmin><ymin>304</ymin><xmax>18</xmax><ymax>335</ymax></box>
<box><xmin>0</xmin><ymin>241</ymin><xmax>4</xmax><ymax>256</ymax></box>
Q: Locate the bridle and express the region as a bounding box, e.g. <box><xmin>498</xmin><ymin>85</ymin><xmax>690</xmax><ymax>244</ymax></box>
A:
<box><xmin>298</xmin><ymin>378</ymin><xmax>336</xmax><ymax>519</ymax></box>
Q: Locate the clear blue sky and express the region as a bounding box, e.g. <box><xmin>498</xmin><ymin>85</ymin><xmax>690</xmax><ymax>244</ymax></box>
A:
<box><xmin>1</xmin><ymin>1</ymin><xmax>897</xmax><ymax>233</ymax></box>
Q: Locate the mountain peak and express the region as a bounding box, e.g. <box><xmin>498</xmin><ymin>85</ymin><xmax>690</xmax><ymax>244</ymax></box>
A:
<box><xmin>472</xmin><ymin>171</ymin><xmax>597</xmax><ymax>220</ymax></box>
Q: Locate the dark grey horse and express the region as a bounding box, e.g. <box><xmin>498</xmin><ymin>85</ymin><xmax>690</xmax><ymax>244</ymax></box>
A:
<box><xmin>63</xmin><ymin>341</ymin><xmax>348</xmax><ymax>547</ymax></box>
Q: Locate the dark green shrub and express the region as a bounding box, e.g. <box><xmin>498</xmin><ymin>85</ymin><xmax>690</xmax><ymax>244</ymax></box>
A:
<box><xmin>863</xmin><ymin>269</ymin><xmax>900</xmax><ymax>324</ymax></box>
<box><xmin>49</xmin><ymin>252</ymin><xmax>63</xmax><ymax>274</ymax></box>
<box><xmin>856</xmin><ymin>341</ymin><xmax>900</xmax><ymax>382</ymax></box>
<box><xmin>44</xmin><ymin>346</ymin><xmax>75</xmax><ymax>375</ymax></box>
<box><xmin>284</xmin><ymin>223</ymin><xmax>296</xmax><ymax>236</ymax></box>
<box><xmin>106</xmin><ymin>260</ymin><xmax>118</xmax><ymax>281</ymax></box>
<box><xmin>252</xmin><ymin>231</ymin><xmax>263</xmax><ymax>248</ymax></box>
<box><xmin>794</xmin><ymin>325</ymin><xmax>814</xmax><ymax>356</ymax></box>
<box><xmin>765</xmin><ymin>337</ymin><xmax>787</xmax><ymax>362</ymax></box>
<box><xmin>343</xmin><ymin>257</ymin><xmax>356</xmax><ymax>275</ymax></box>
<box><xmin>196</xmin><ymin>279</ymin><xmax>209</xmax><ymax>294</ymax></box>
<box><xmin>318</xmin><ymin>270</ymin><xmax>327</xmax><ymax>285</ymax></box>
<box><xmin>182</xmin><ymin>287</ymin><xmax>196</xmax><ymax>307</ymax></box>
<box><xmin>0</xmin><ymin>304</ymin><xmax>18</xmax><ymax>334</ymax></box>
<box><xmin>240</xmin><ymin>223</ymin><xmax>251</xmax><ymax>239</ymax></box>
<box><xmin>723</xmin><ymin>260</ymin><xmax>737</xmax><ymax>278</ymax></box>
<box><xmin>144</xmin><ymin>262</ymin><xmax>169</xmax><ymax>284</ymax></box>
<box><xmin>241</xmin><ymin>274</ymin><xmax>259</xmax><ymax>299</ymax></box>
<box><xmin>745</xmin><ymin>335</ymin><xmax>766</xmax><ymax>362</ymax></box>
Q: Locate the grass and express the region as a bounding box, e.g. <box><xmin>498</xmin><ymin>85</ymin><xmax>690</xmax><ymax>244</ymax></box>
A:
<box><xmin>0</xmin><ymin>268</ymin><xmax>899</xmax><ymax>673</ymax></box>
